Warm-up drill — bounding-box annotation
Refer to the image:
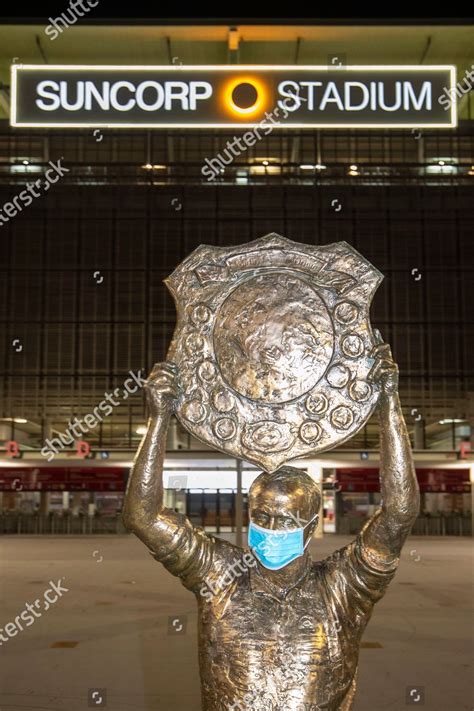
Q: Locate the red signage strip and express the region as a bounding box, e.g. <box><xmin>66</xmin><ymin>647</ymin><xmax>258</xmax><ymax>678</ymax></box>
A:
<box><xmin>0</xmin><ymin>466</ymin><xmax>470</xmax><ymax>494</ymax></box>
<box><xmin>0</xmin><ymin>467</ymin><xmax>127</xmax><ymax>492</ymax></box>
<box><xmin>336</xmin><ymin>468</ymin><xmax>470</xmax><ymax>493</ymax></box>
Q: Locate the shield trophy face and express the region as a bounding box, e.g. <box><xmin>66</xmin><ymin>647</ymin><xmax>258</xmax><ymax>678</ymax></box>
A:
<box><xmin>165</xmin><ymin>233</ymin><xmax>383</xmax><ymax>472</ymax></box>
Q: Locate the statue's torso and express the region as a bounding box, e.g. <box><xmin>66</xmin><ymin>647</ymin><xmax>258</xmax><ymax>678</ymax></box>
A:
<box><xmin>149</xmin><ymin>513</ymin><xmax>398</xmax><ymax>711</ymax></box>
<box><xmin>196</xmin><ymin>555</ymin><xmax>369</xmax><ymax>711</ymax></box>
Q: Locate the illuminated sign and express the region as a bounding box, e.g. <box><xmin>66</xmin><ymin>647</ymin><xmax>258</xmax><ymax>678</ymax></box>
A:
<box><xmin>11</xmin><ymin>65</ymin><xmax>457</xmax><ymax>128</ymax></box>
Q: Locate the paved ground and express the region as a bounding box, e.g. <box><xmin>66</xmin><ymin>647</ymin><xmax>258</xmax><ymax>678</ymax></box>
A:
<box><xmin>0</xmin><ymin>534</ymin><xmax>472</xmax><ymax>711</ymax></box>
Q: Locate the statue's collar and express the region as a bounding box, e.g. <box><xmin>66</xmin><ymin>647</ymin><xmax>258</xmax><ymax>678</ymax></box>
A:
<box><xmin>249</xmin><ymin>553</ymin><xmax>312</xmax><ymax>602</ymax></box>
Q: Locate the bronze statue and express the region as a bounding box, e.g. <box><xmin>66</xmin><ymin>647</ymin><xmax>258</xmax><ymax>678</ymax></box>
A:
<box><xmin>122</xmin><ymin>235</ymin><xmax>420</xmax><ymax>711</ymax></box>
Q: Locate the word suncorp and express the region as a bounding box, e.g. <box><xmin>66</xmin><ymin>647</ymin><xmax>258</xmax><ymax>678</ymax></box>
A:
<box><xmin>36</xmin><ymin>79</ymin><xmax>213</xmax><ymax>112</ymax></box>
<box><xmin>35</xmin><ymin>78</ymin><xmax>434</xmax><ymax>114</ymax></box>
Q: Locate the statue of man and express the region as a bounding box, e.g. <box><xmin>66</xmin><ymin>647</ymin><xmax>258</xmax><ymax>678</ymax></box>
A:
<box><xmin>123</xmin><ymin>341</ymin><xmax>420</xmax><ymax>711</ymax></box>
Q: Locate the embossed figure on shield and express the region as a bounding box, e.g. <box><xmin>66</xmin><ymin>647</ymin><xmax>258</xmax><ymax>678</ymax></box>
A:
<box><xmin>123</xmin><ymin>233</ymin><xmax>420</xmax><ymax>711</ymax></box>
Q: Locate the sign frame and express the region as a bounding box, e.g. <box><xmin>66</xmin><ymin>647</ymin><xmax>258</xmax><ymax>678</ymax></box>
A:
<box><xmin>11</xmin><ymin>63</ymin><xmax>457</xmax><ymax>129</ymax></box>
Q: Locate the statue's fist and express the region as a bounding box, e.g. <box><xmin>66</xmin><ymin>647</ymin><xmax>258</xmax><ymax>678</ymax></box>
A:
<box><xmin>368</xmin><ymin>333</ymin><xmax>399</xmax><ymax>396</ymax></box>
<box><xmin>145</xmin><ymin>362</ymin><xmax>180</xmax><ymax>416</ymax></box>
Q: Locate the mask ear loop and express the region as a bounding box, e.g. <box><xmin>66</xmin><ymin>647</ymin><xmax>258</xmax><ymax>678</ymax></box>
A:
<box><xmin>302</xmin><ymin>514</ymin><xmax>318</xmax><ymax>551</ymax></box>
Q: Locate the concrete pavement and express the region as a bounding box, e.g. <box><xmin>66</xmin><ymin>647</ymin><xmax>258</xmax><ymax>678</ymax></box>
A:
<box><xmin>0</xmin><ymin>534</ymin><xmax>472</xmax><ymax>711</ymax></box>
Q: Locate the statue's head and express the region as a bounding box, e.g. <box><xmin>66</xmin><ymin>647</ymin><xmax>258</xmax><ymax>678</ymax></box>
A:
<box><xmin>248</xmin><ymin>466</ymin><xmax>320</xmax><ymax>570</ymax></box>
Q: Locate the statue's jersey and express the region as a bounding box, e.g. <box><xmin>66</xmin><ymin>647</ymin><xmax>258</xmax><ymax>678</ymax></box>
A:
<box><xmin>150</xmin><ymin>511</ymin><xmax>399</xmax><ymax>711</ymax></box>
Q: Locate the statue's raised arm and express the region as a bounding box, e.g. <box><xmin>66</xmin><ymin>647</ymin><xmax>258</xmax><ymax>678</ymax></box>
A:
<box><xmin>359</xmin><ymin>340</ymin><xmax>420</xmax><ymax>570</ymax></box>
<box><xmin>122</xmin><ymin>362</ymin><xmax>180</xmax><ymax>550</ymax></box>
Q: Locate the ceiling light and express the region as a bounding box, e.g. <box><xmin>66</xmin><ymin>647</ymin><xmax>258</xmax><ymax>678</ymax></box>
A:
<box><xmin>136</xmin><ymin>425</ymin><xmax>147</xmax><ymax>435</ymax></box>
<box><xmin>228</xmin><ymin>27</ymin><xmax>240</xmax><ymax>51</ymax></box>
<box><xmin>427</xmin><ymin>158</ymin><xmax>458</xmax><ymax>175</ymax></box>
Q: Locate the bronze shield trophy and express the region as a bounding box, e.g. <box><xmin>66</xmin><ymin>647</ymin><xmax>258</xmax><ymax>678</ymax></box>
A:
<box><xmin>165</xmin><ymin>233</ymin><xmax>383</xmax><ymax>471</ymax></box>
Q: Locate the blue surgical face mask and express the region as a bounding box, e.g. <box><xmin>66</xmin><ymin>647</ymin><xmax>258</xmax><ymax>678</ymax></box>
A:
<box><xmin>248</xmin><ymin>515</ymin><xmax>317</xmax><ymax>571</ymax></box>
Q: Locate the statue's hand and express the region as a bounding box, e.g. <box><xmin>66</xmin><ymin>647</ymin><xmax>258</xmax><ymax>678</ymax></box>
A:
<box><xmin>368</xmin><ymin>340</ymin><xmax>399</xmax><ymax>397</ymax></box>
<box><xmin>145</xmin><ymin>362</ymin><xmax>180</xmax><ymax>416</ymax></box>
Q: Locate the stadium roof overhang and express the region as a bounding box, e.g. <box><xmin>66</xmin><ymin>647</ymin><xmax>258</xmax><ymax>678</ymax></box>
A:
<box><xmin>0</xmin><ymin>23</ymin><xmax>472</xmax><ymax>119</ymax></box>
